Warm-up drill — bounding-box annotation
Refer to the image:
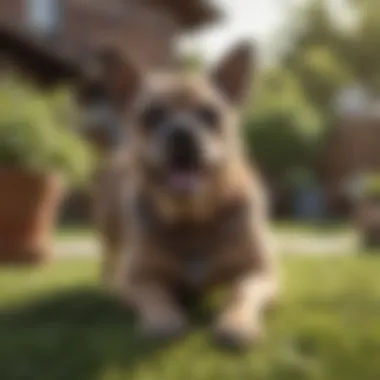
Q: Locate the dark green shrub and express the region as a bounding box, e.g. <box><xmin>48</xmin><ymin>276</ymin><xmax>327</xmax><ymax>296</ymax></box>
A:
<box><xmin>244</xmin><ymin>68</ymin><xmax>323</xmax><ymax>182</ymax></box>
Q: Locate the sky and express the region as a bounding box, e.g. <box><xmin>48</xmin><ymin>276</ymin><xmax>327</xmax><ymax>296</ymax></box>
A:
<box><xmin>179</xmin><ymin>0</ymin><xmax>349</xmax><ymax>64</ymax></box>
<box><xmin>179</xmin><ymin>0</ymin><xmax>293</xmax><ymax>63</ymax></box>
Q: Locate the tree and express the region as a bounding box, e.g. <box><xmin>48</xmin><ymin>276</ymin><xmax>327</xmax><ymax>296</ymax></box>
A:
<box><xmin>245</xmin><ymin>67</ymin><xmax>322</xmax><ymax>182</ymax></box>
<box><xmin>279</xmin><ymin>0</ymin><xmax>380</xmax><ymax>114</ymax></box>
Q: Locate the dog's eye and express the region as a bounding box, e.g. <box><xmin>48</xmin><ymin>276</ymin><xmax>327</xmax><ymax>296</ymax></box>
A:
<box><xmin>140</xmin><ymin>105</ymin><xmax>168</xmax><ymax>131</ymax></box>
<box><xmin>196</xmin><ymin>106</ymin><xmax>220</xmax><ymax>130</ymax></box>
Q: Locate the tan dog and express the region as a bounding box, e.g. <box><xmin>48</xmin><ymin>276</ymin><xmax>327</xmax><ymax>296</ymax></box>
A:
<box><xmin>88</xmin><ymin>42</ymin><xmax>278</xmax><ymax>349</ymax></box>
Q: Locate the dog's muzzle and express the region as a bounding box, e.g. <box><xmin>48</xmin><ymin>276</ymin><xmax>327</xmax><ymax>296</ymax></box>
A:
<box><xmin>164</xmin><ymin>127</ymin><xmax>205</xmax><ymax>193</ymax></box>
<box><xmin>166</xmin><ymin>127</ymin><xmax>201</xmax><ymax>171</ymax></box>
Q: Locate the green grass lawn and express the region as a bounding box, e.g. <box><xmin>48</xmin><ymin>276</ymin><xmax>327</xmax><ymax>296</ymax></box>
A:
<box><xmin>1</xmin><ymin>256</ymin><xmax>380</xmax><ymax>380</ymax></box>
<box><xmin>274</xmin><ymin>220</ymin><xmax>351</xmax><ymax>235</ymax></box>
<box><xmin>55</xmin><ymin>226</ymin><xmax>95</xmax><ymax>240</ymax></box>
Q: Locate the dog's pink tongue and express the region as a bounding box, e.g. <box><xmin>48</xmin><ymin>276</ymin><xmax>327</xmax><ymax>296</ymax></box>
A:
<box><xmin>168</xmin><ymin>172</ymin><xmax>200</xmax><ymax>192</ymax></box>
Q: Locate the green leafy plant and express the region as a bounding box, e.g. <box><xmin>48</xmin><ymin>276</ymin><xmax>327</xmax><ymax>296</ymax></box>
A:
<box><xmin>0</xmin><ymin>76</ymin><xmax>96</xmax><ymax>185</ymax></box>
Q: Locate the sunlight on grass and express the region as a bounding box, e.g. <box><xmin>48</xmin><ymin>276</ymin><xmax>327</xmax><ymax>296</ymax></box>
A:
<box><xmin>55</xmin><ymin>226</ymin><xmax>95</xmax><ymax>241</ymax></box>
<box><xmin>1</xmin><ymin>256</ymin><xmax>380</xmax><ymax>380</ymax></box>
<box><xmin>273</xmin><ymin>221</ymin><xmax>352</xmax><ymax>235</ymax></box>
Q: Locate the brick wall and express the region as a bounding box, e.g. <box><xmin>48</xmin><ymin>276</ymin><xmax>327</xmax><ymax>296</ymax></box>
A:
<box><xmin>0</xmin><ymin>0</ymin><xmax>24</xmax><ymax>24</ymax></box>
<box><xmin>61</xmin><ymin>2</ymin><xmax>178</xmax><ymax>67</ymax></box>
<box><xmin>0</xmin><ymin>0</ymin><xmax>178</xmax><ymax>68</ymax></box>
<box><xmin>320</xmin><ymin>116</ymin><xmax>380</xmax><ymax>215</ymax></box>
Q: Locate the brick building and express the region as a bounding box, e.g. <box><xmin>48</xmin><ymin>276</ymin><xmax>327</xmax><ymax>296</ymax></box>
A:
<box><xmin>319</xmin><ymin>88</ymin><xmax>380</xmax><ymax>215</ymax></box>
<box><xmin>0</xmin><ymin>0</ymin><xmax>218</xmax><ymax>81</ymax></box>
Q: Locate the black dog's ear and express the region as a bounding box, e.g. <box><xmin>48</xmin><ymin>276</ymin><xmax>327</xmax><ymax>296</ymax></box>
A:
<box><xmin>79</xmin><ymin>48</ymin><xmax>141</xmax><ymax>108</ymax></box>
<box><xmin>211</xmin><ymin>41</ymin><xmax>255</xmax><ymax>106</ymax></box>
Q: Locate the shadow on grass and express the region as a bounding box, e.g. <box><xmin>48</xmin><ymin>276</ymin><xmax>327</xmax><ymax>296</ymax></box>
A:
<box><xmin>0</xmin><ymin>288</ymin><xmax>175</xmax><ymax>380</ymax></box>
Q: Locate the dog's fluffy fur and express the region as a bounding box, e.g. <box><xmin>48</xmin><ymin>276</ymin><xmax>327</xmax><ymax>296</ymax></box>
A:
<box><xmin>88</xmin><ymin>43</ymin><xmax>278</xmax><ymax>348</ymax></box>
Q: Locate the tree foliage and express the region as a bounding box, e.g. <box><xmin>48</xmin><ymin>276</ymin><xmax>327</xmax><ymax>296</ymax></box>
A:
<box><xmin>282</xmin><ymin>0</ymin><xmax>380</xmax><ymax>112</ymax></box>
<box><xmin>245</xmin><ymin>67</ymin><xmax>322</xmax><ymax>182</ymax></box>
<box><xmin>244</xmin><ymin>0</ymin><xmax>380</xmax><ymax>187</ymax></box>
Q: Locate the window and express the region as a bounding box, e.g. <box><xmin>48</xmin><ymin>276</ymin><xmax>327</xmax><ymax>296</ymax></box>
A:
<box><xmin>27</xmin><ymin>0</ymin><xmax>61</xmax><ymax>36</ymax></box>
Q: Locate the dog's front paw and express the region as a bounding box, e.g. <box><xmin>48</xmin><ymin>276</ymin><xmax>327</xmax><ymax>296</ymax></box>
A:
<box><xmin>141</xmin><ymin>312</ymin><xmax>189</xmax><ymax>342</ymax></box>
<box><xmin>213</xmin><ymin>315</ymin><xmax>263</xmax><ymax>350</ymax></box>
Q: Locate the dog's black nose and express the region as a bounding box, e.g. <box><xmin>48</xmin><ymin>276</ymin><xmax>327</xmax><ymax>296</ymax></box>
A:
<box><xmin>167</xmin><ymin>128</ymin><xmax>200</xmax><ymax>170</ymax></box>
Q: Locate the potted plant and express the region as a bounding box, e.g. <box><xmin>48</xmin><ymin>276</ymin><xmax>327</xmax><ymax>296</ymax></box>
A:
<box><xmin>0</xmin><ymin>77</ymin><xmax>95</xmax><ymax>264</ymax></box>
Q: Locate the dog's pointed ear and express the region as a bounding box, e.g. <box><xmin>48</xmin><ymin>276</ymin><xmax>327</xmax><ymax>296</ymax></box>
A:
<box><xmin>101</xmin><ymin>50</ymin><xmax>141</xmax><ymax>107</ymax></box>
<box><xmin>211</xmin><ymin>41</ymin><xmax>255</xmax><ymax>106</ymax></box>
<box><xmin>79</xmin><ymin>49</ymin><xmax>141</xmax><ymax>108</ymax></box>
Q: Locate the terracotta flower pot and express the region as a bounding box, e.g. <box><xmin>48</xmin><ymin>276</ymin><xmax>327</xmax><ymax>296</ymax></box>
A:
<box><xmin>0</xmin><ymin>168</ymin><xmax>64</xmax><ymax>265</ymax></box>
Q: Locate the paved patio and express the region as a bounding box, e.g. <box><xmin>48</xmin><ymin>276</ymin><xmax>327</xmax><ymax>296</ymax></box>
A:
<box><xmin>54</xmin><ymin>230</ymin><xmax>360</xmax><ymax>259</ymax></box>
